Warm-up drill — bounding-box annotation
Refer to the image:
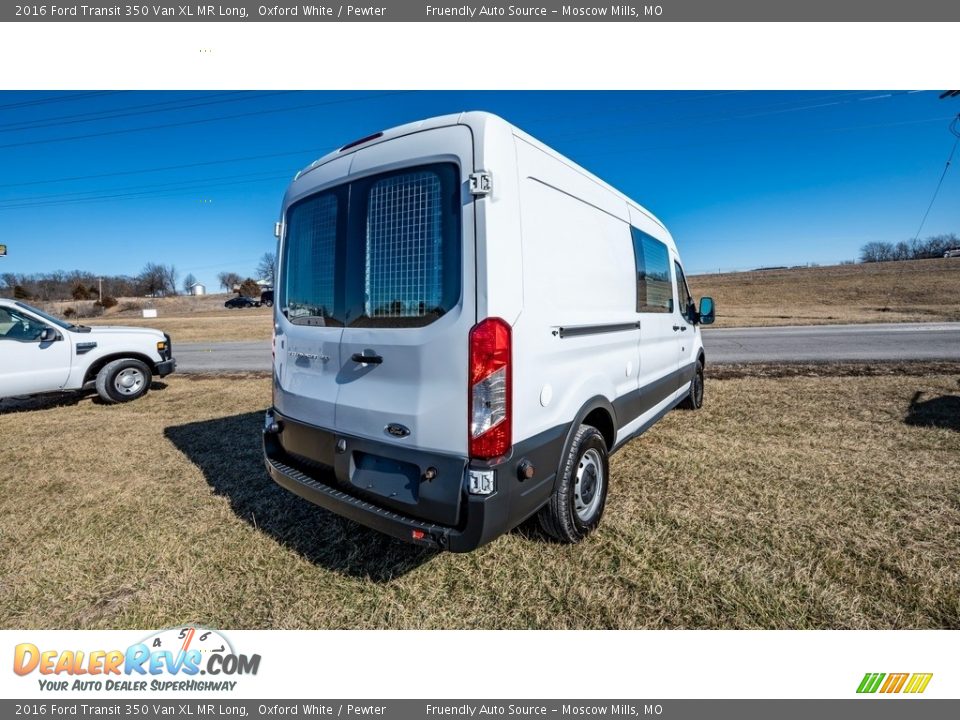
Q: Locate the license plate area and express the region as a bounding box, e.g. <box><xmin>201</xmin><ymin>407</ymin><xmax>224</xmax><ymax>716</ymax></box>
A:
<box><xmin>349</xmin><ymin>452</ymin><xmax>420</xmax><ymax>505</ymax></box>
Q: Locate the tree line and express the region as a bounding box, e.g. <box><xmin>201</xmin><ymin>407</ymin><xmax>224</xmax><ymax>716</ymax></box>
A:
<box><xmin>860</xmin><ymin>233</ymin><xmax>958</xmax><ymax>263</ymax></box>
<box><xmin>0</xmin><ymin>252</ymin><xmax>276</xmax><ymax>302</ymax></box>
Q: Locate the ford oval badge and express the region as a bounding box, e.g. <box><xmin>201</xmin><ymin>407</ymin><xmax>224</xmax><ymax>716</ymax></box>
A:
<box><xmin>385</xmin><ymin>423</ymin><xmax>410</xmax><ymax>438</ymax></box>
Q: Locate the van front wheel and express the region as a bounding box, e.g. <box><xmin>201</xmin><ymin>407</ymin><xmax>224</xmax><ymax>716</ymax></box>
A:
<box><xmin>538</xmin><ymin>424</ymin><xmax>608</xmax><ymax>543</ymax></box>
<box><xmin>681</xmin><ymin>360</ymin><xmax>705</xmax><ymax>409</ymax></box>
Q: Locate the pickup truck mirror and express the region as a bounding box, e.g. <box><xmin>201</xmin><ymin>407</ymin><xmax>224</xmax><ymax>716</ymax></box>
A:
<box><xmin>698</xmin><ymin>297</ymin><xmax>715</xmax><ymax>325</ymax></box>
<box><xmin>39</xmin><ymin>326</ymin><xmax>59</xmax><ymax>343</ymax></box>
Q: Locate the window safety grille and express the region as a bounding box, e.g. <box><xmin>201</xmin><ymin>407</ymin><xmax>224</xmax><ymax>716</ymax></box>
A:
<box><xmin>365</xmin><ymin>171</ymin><xmax>443</xmax><ymax>318</ymax></box>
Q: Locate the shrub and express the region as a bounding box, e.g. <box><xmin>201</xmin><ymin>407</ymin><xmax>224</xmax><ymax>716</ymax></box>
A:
<box><xmin>95</xmin><ymin>295</ymin><xmax>118</xmax><ymax>309</ymax></box>
<box><xmin>119</xmin><ymin>301</ymin><xmax>144</xmax><ymax>313</ymax></box>
<box><xmin>238</xmin><ymin>278</ymin><xmax>262</xmax><ymax>298</ymax></box>
<box><xmin>63</xmin><ymin>307</ymin><xmax>77</xmax><ymax>318</ymax></box>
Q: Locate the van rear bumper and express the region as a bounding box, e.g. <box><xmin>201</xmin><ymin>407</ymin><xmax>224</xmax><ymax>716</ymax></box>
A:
<box><xmin>262</xmin><ymin>410</ymin><xmax>530</xmax><ymax>552</ymax></box>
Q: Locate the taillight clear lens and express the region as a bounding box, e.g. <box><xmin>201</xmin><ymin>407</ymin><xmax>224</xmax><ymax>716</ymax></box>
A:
<box><xmin>469</xmin><ymin>318</ymin><xmax>511</xmax><ymax>459</ymax></box>
<box><xmin>471</xmin><ymin>366</ymin><xmax>507</xmax><ymax>436</ymax></box>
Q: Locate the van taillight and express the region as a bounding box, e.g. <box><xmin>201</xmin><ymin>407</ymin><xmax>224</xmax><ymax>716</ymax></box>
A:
<box><xmin>469</xmin><ymin>317</ymin><xmax>512</xmax><ymax>460</ymax></box>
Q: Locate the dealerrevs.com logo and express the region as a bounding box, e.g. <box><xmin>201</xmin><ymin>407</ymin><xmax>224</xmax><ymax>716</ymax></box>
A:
<box><xmin>857</xmin><ymin>673</ymin><xmax>933</xmax><ymax>694</ymax></box>
<box><xmin>13</xmin><ymin>626</ymin><xmax>261</xmax><ymax>692</ymax></box>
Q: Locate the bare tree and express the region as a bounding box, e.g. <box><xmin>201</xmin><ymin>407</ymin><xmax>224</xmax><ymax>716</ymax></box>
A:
<box><xmin>860</xmin><ymin>241</ymin><xmax>896</xmax><ymax>263</ymax></box>
<box><xmin>182</xmin><ymin>273</ymin><xmax>198</xmax><ymax>294</ymax></box>
<box><xmin>139</xmin><ymin>262</ymin><xmax>176</xmax><ymax>297</ymax></box>
<box><xmin>218</xmin><ymin>271</ymin><xmax>242</xmax><ymax>292</ymax></box>
<box><xmin>256</xmin><ymin>252</ymin><xmax>276</xmax><ymax>285</ymax></box>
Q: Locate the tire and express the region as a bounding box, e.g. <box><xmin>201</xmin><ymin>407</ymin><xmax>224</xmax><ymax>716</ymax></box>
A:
<box><xmin>680</xmin><ymin>359</ymin><xmax>705</xmax><ymax>410</ymax></box>
<box><xmin>538</xmin><ymin>424</ymin><xmax>609</xmax><ymax>543</ymax></box>
<box><xmin>95</xmin><ymin>358</ymin><xmax>153</xmax><ymax>404</ymax></box>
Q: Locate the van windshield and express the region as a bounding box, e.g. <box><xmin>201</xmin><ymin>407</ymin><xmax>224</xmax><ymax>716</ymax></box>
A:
<box><xmin>279</xmin><ymin>162</ymin><xmax>462</xmax><ymax>328</ymax></box>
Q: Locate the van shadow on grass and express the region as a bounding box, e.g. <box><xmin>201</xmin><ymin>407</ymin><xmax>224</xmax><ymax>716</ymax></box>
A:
<box><xmin>905</xmin><ymin>388</ymin><xmax>960</xmax><ymax>433</ymax></box>
<box><xmin>164</xmin><ymin>412</ymin><xmax>437</xmax><ymax>581</ymax></box>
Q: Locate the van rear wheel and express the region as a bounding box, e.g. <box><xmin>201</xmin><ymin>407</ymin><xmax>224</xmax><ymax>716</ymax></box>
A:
<box><xmin>538</xmin><ymin>424</ymin><xmax>608</xmax><ymax>543</ymax></box>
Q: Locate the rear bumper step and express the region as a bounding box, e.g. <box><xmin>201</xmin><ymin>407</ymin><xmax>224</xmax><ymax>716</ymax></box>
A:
<box><xmin>262</xmin><ymin>410</ymin><xmax>529</xmax><ymax>552</ymax></box>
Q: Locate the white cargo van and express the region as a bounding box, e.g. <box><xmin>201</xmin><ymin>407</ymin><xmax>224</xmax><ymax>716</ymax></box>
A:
<box><xmin>263</xmin><ymin>112</ymin><xmax>714</xmax><ymax>551</ymax></box>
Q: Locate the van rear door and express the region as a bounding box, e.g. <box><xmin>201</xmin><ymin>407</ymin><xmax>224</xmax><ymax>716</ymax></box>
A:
<box><xmin>276</xmin><ymin>125</ymin><xmax>475</xmax><ymax>526</ymax></box>
<box><xmin>333</xmin><ymin>129</ymin><xmax>475</xmax><ymax>524</ymax></box>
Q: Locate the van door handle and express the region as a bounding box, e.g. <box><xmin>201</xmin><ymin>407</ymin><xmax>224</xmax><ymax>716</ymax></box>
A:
<box><xmin>351</xmin><ymin>352</ymin><xmax>383</xmax><ymax>364</ymax></box>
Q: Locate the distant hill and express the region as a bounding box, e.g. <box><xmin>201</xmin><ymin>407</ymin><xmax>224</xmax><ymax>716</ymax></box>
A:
<box><xmin>688</xmin><ymin>257</ymin><xmax>960</xmax><ymax>327</ymax></box>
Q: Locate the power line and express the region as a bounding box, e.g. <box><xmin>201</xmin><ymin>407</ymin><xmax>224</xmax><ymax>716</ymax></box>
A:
<box><xmin>0</xmin><ymin>167</ymin><xmax>297</xmax><ymax>206</ymax></box>
<box><xmin>544</xmin><ymin>90</ymin><xmax>893</xmax><ymax>143</ymax></box>
<box><xmin>0</xmin><ymin>91</ymin><xmax>295</xmax><ymax>133</ymax></box>
<box><xmin>0</xmin><ymin>91</ymin><xmax>412</xmax><ymax>151</ymax></box>
<box><xmin>883</xmin><ymin>114</ymin><xmax>959</xmax><ymax>308</ymax></box>
<box><xmin>0</xmin><ymin>91</ymin><xmax>120</xmax><ymax>111</ymax></box>
<box><xmin>909</xmin><ymin>119</ymin><xmax>959</xmax><ymax>242</ymax></box>
<box><xmin>0</xmin><ymin>145</ymin><xmax>336</xmax><ymax>189</ymax></box>
<box><xmin>0</xmin><ymin>172</ymin><xmax>292</xmax><ymax>211</ymax></box>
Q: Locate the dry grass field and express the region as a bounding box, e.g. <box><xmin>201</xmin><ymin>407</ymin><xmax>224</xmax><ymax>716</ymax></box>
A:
<box><xmin>20</xmin><ymin>258</ymin><xmax>960</xmax><ymax>344</ymax></box>
<box><xmin>48</xmin><ymin>294</ymin><xmax>273</xmax><ymax>343</ymax></box>
<box><xmin>689</xmin><ymin>257</ymin><xmax>960</xmax><ymax>327</ymax></box>
<box><xmin>1</xmin><ymin>366</ymin><xmax>958</xmax><ymax>630</ymax></box>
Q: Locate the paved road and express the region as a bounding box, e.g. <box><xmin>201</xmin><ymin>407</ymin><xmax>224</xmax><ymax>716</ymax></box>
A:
<box><xmin>173</xmin><ymin>322</ymin><xmax>960</xmax><ymax>373</ymax></box>
<box><xmin>702</xmin><ymin>322</ymin><xmax>960</xmax><ymax>363</ymax></box>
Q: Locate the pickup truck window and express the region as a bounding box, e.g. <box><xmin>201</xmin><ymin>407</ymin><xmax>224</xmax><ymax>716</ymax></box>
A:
<box><xmin>0</xmin><ymin>307</ymin><xmax>48</xmax><ymax>342</ymax></box>
<box><xmin>14</xmin><ymin>301</ymin><xmax>75</xmax><ymax>331</ymax></box>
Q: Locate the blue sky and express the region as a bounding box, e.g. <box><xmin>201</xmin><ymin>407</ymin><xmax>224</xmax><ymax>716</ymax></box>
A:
<box><xmin>0</xmin><ymin>90</ymin><xmax>957</xmax><ymax>287</ymax></box>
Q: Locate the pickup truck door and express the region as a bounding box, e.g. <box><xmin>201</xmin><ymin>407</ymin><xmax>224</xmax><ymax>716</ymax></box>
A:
<box><xmin>0</xmin><ymin>306</ymin><xmax>72</xmax><ymax>397</ymax></box>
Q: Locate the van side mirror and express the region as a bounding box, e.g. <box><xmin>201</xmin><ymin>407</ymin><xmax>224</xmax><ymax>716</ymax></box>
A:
<box><xmin>39</xmin><ymin>327</ymin><xmax>58</xmax><ymax>342</ymax></box>
<box><xmin>698</xmin><ymin>297</ymin><xmax>715</xmax><ymax>325</ymax></box>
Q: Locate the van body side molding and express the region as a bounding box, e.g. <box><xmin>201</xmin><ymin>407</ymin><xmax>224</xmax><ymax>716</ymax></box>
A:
<box><xmin>555</xmin><ymin>321</ymin><xmax>641</xmax><ymax>338</ymax></box>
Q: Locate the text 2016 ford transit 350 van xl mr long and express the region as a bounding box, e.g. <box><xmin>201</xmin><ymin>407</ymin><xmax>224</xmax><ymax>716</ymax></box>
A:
<box><xmin>263</xmin><ymin>112</ymin><xmax>715</xmax><ymax>552</ymax></box>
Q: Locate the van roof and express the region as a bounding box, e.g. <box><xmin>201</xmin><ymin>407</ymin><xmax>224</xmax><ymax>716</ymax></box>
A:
<box><xmin>295</xmin><ymin>111</ymin><xmax>667</xmax><ymax>233</ymax></box>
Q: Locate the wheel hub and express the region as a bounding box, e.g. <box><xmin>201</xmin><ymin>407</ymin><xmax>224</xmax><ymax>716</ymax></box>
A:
<box><xmin>573</xmin><ymin>447</ymin><xmax>604</xmax><ymax>522</ymax></box>
<box><xmin>114</xmin><ymin>368</ymin><xmax>144</xmax><ymax>395</ymax></box>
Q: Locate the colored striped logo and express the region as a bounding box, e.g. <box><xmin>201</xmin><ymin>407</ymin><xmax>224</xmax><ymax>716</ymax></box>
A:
<box><xmin>857</xmin><ymin>672</ymin><xmax>933</xmax><ymax>694</ymax></box>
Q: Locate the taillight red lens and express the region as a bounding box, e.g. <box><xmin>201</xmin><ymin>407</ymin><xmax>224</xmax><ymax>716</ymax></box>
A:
<box><xmin>469</xmin><ymin>317</ymin><xmax>512</xmax><ymax>459</ymax></box>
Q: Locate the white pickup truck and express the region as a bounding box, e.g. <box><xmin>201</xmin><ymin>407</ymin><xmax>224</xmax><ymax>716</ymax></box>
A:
<box><xmin>0</xmin><ymin>298</ymin><xmax>176</xmax><ymax>404</ymax></box>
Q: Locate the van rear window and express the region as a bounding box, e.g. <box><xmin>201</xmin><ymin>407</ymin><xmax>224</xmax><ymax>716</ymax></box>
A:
<box><xmin>631</xmin><ymin>228</ymin><xmax>673</xmax><ymax>313</ymax></box>
<box><xmin>279</xmin><ymin>163</ymin><xmax>460</xmax><ymax>328</ymax></box>
<box><xmin>281</xmin><ymin>191</ymin><xmax>342</xmax><ymax>326</ymax></box>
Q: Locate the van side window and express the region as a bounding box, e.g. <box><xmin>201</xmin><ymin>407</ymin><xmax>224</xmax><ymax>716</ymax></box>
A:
<box><xmin>674</xmin><ymin>261</ymin><xmax>695</xmax><ymax>323</ymax></box>
<box><xmin>630</xmin><ymin>228</ymin><xmax>673</xmax><ymax>313</ymax></box>
<box><xmin>281</xmin><ymin>191</ymin><xmax>342</xmax><ymax>326</ymax></box>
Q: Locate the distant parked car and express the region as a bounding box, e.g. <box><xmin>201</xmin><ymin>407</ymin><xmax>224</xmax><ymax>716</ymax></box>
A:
<box><xmin>225</xmin><ymin>296</ymin><xmax>261</xmax><ymax>309</ymax></box>
<box><xmin>944</xmin><ymin>248</ymin><xmax>960</xmax><ymax>258</ymax></box>
<box><xmin>260</xmin><ymin>289</ymin><xmax>274</xmax><ymax>307</ymax></box>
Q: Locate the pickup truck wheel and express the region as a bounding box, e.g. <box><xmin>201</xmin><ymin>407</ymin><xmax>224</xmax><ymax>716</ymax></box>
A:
<box><xmin>680</xmin><ymin>360</ymin><xmax>705</xmax><ymax>410</ymax></box>
<box><xmin>96</xmin><ymin>358</ymin><xmax>152</xmax><ymax>404</ymax></box>
<box><xmin>538</xmin><ymin>424</ymin><xmax>608</xmax><ymax>543</ymax></box>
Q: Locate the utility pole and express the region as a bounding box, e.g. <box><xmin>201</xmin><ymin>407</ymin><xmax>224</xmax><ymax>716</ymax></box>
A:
<box><xmin>98</xmin><ymin>277</ymin><xmax>103</xmax><ymax>303</ymax></box>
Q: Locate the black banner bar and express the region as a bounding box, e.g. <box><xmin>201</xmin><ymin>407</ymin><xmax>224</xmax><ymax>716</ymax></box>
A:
<box><xmin>4</xmin><ymin>1</ymin><xmax>960</xmax><ymax>22</ymax></box>
<box><xmin>2</xmin><ymin>700</ymin><xmax>957</xmax><ymax>719</ymax></box>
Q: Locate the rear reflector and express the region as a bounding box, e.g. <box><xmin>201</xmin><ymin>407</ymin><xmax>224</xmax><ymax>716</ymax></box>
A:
<box><xmin>411</xmin><ymin>530</ymin><xmax>426</xmax><ymax>540</ymax></box>
<box><xmin>469</xmin><ymin>317</ymin><xmax>512</xmax><ymax>459</ymax></box>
